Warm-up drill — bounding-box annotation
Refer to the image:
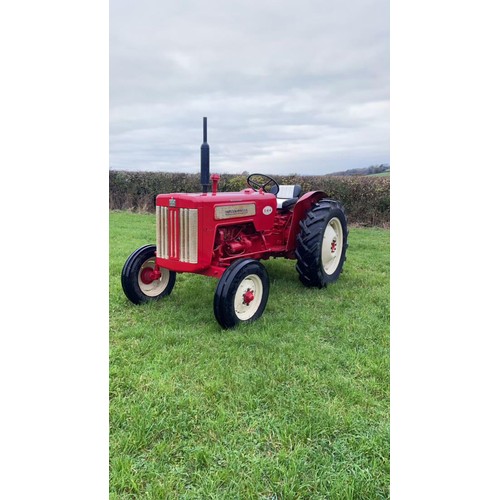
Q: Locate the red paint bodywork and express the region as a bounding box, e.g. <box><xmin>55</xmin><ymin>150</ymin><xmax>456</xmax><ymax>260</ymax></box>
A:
<box><xmin>155</xmin><ymin>188</ymin><xmax>327</xmax><ymax>278</ymax></box>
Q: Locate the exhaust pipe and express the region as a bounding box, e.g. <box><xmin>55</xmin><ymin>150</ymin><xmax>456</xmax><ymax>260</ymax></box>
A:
<box><xmin>200</xmin><ymin>117</ymin><xmax>210</xmax><ymax>193</ymax></box>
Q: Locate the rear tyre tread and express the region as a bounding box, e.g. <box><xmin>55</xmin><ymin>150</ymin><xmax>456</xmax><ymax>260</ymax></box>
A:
<box><xmin>295</xmin><ymin>199</ymin><xmax>348</xmax><ymax>288</ymax></box>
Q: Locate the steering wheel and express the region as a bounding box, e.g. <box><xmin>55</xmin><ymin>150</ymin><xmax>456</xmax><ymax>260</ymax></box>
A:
<box><xmin>246</xmin><ymin>173</ymin><xmax>279</xmax><ymax>194</ymax></box>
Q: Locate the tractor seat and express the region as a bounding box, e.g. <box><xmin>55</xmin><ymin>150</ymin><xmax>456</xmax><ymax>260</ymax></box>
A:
<box><xmin>271</xmin><ymin>184</ymin><xmax>302</xmax><ymax>210</ymax></box>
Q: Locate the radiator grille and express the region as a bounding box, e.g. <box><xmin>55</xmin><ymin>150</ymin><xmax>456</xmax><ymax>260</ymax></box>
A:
<box><xmin>179</xmin><ymin>208</ymin><xmax>198</xmax><ymax>263</ymax></box>
<box><xmin>156</xmin><ymin>206</ymin><xmax>169</xmax><ymax>259</ymax></box>
<box><xmin>156</xmin><ymin>206</ymin><xmax>198</xmax><ymax>263</ymax></box>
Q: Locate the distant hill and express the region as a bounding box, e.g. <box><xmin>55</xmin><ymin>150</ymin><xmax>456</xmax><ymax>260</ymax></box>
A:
<box><xmin>330</xmin><ymin>164</ymin><xmax>390</xmax><ymax>176</ymax></box>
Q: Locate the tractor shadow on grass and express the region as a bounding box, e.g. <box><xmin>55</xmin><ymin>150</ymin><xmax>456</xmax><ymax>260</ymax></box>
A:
<box><xmin>118</xmin><ymin>258</ymin><xmax>348</xmax><ymax>333</ymax></box>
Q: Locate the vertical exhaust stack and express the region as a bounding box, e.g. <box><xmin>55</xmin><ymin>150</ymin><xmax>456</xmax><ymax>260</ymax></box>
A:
<box><xmin>200</xmin><ymin>117</ymin><xmax>210</xmax><ymax>193</ymax></box>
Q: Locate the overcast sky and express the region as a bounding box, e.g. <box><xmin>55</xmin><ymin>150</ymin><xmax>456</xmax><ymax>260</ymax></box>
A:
<box><xmin>110</xmin><ymin>0</ymin><xmax>389</xmax><ymax>175</ymax></box>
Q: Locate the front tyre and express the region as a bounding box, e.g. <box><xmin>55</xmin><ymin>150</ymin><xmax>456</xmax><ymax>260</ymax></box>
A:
<box><xmin>214</xmin><ymin>259</ymin><xmax>270</xmax><ymax>329</ymax></box>
<box><xmin>295</xmin><ymin>199</ymin><xmax>348</xmax><ymax>288</ymax></box>
<box><xmin>121</xmin><ymin>244</ymin><xmax>176</xmax><ymax>304</ymax></box>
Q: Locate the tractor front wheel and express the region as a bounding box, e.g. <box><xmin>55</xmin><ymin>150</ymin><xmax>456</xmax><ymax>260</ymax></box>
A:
<box><xmin>214</xmin><ymin>259</ymin><xmax>270</xmax><ymax>329</ymax></box>
<box><xmin>295</xmin><ymin>199</ymin><xmax>348</xmax><ymax>288</ymax></box>
<box><xmin>121</xmin><ymin>244</ymin><xmax>176</xmax><ymax>304</ymax></box>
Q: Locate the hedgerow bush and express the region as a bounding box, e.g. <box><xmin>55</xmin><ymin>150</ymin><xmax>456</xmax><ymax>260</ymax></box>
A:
<box><xmin>109</xmin><ymin>171</ymin><xmax>389</xmax><ymax>226</ymax></box>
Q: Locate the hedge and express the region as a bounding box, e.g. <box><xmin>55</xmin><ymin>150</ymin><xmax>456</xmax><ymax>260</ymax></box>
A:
<box><xmin>109</xmin><ymin>171</ymin><xmax>390</xmax><ymax>227</ymax></box>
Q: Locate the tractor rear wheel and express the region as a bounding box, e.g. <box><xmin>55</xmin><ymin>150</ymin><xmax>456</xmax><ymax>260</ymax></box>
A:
<box><xmin>214</xmin><ymin>259</ymin><xmax>270</xmax><ymax>329</ymax></box>
<box><xmin>121</xmin><ymin>244</ymin><xmax>176</xmax><ymax>304</ymax></box>
<box><xmin>295</xmin><ymin>199</ymin><xmax>348</xmax><ymax>288</ymax></box>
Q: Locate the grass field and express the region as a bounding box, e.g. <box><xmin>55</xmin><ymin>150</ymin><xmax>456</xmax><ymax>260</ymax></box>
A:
<box><xmin>109</xmin><ymin>211</ymin><xmax>390</xmax><ymax>499</ymax></box>
<box><xmin>366</xmin><ymin>172</ymin><xmax>390</xmax><ymax>177</ymax></box>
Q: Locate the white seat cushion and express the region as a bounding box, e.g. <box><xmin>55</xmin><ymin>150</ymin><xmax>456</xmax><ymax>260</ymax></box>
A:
<box><xmin>275</xmin><ymin>185</ymin><xmax>301</xmax><ymax>209</ymax></box>
<box><xmin>276</xmin><ymin>185</ymin><xmax>297</xmax><ymax>199</ymax></box>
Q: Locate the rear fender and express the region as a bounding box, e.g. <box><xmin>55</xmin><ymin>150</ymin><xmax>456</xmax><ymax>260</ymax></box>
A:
<box><xmin>286</xmin><ymin>191</ymin><xmax>328</xmax><ymax>253</ymax></box>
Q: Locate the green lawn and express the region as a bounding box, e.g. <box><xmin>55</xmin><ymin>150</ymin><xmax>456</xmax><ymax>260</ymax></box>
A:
<box><xmin>109</xmin><ymin>211</ymin><xmax>390</xmax><ymax>499</ymax></box>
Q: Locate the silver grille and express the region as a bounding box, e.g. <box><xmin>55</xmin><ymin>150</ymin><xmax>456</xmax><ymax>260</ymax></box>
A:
<box><xmin>179</xmin><ymin>208</ymin><xmax>198</xmax><ymax>263</ymax></box>
<box><xmin>156</xmin><ymin>206</ymin><xmax>198</xmax><ymax>263</ymax></box>
<box><xmin>156</xmin><ymin>206</ymin><xmax>169</xmax><ymax>259</ymax></box>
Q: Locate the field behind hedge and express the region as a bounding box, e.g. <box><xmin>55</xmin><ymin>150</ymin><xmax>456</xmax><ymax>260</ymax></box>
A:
<box><xmin>109</xmin><ymin>171</ymin><xmax>390</xmax><ymax>227</ymax></box>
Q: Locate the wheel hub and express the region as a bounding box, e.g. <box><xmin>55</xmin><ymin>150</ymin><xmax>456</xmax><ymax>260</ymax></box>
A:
<box><xmin>140</xmin><ymin>267</ymin><xmax>161</xmax><ymax>284</ymax></box>
<box><xmin>233</xmin><ymin>274</ymin><xmax>264</xmax><ymax>321</ymax></box>
<box><xmin>242</xmin><ymin>289</ymin><xmax>255</xmax><ymax>305</ymax></box>
<box><xmin>321</xmin><ymin>217</ymin><xmax>344</xmax><ymax>275</ymax></box>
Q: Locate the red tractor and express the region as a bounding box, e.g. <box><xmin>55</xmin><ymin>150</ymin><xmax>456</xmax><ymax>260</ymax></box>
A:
<box><xmin>122</xmin><ymin>118</ymin><xmax>348</xmax><ymax>328</ymax></box>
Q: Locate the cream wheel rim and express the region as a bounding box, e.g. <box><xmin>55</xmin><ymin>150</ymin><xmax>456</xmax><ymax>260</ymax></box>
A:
<box><xmin>138</xmin><ymin>258</ymin><xmax>170</xmax><ymax>297</ymax></box>
<box><xmin>234</xmin><ymin>274</ymin><xmax>263</xmax><ymax>321</ymax></box>
<box><xmin>322</xmin><ymin>217</ymin><xmax>343</xmax><ymax>275</ymax></box>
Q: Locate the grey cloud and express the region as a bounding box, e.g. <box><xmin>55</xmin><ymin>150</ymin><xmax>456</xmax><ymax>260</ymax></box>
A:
<box><xmin>110</xmin><ymin>0</ymin><xmax>389</xmax><ymax>174</ymax></box>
